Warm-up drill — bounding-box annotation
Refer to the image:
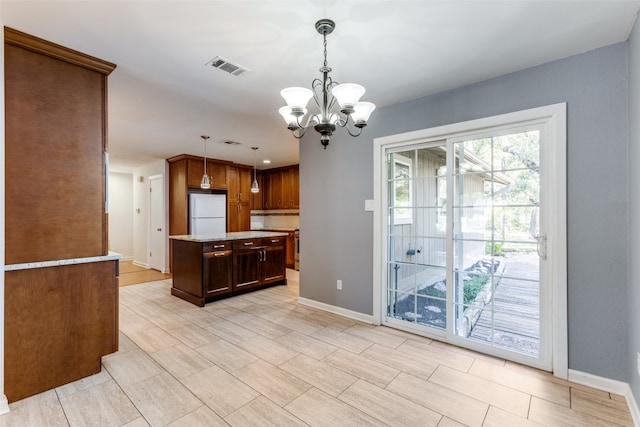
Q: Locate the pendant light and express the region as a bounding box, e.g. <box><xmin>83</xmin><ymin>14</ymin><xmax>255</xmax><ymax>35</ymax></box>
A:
<box><xmin>251</xmin><ymin>146</ymin><xmax>260</xmax><ymax>193</ymax></box>
<box><xmin>200</xmin><ymin>135</ymin><xmax>211</xmax><ymax>189</ymax></box>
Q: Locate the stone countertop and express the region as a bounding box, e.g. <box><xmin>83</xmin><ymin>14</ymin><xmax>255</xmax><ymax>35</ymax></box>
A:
<box><xmin>170</xmin><ymin>231</ymin><xmax>288</xmax><ymax>243</ymax></box>
<box><xmin>5</xmin><ymin>251</ymin><xmax>122</xmax><ymax>271</ymax></box>
<box><xmin>251</xmin><ymin>227</ymin><xmax>299</xmax><ymax>232</ymax></box>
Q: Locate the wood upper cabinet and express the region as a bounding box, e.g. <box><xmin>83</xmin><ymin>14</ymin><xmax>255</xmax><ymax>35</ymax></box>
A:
<box><xmin>263</xmin><ymin>165</ymin><xmax>299</xmax><ymax>210</ymax></box>
<box><xmin>186</xmin><ymin>158</ymin><xmax>228</xmax><ymax>190</ymax></box>
<box><xmin>282</xmin><ymin>166</ymin><xmax>300</xmax><ymax>209</ymax></box>
<box><xmin>4</xmin><ymin>27</ymin><xmax>116</xmax><ymax>264</ymax></box>
<box><xmin>265</xmin><ymin>170</ymin><xmax>283</xmax><ymax>209</ymax></box>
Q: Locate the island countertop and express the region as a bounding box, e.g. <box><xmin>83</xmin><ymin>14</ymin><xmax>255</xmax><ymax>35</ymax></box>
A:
<box><xmin>170</xmin><ymin>231</ymin><xmax>288</xmax><ymax>243</ymax></box>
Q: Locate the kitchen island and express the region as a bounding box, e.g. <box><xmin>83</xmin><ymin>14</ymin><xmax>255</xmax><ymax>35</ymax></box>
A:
<box><xmin>170</xmin><ymin>231</ymin><xmax>288</xmax><ymax>306</ymax></box>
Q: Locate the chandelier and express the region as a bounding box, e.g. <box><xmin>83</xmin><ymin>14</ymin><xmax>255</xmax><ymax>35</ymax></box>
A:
<box><xmin>279</xmin><ymin>19</ymin><xmax>375</xmax><ymax>149</ymax></box>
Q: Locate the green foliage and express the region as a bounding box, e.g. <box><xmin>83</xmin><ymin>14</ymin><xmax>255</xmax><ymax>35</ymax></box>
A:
<box><xmin>464</xmin><ymin>275</ymin><xmax>489</xmax><ymax>305</ymax></box>
<box><xmin>419</xmin><ymin>275</ymin><xmax>490</xmax><ymax>306</ymax></box>
<box><xmin>486</xmin><ymin>242</ymin><xmax>504</xmax><ymax>256</ymax></box>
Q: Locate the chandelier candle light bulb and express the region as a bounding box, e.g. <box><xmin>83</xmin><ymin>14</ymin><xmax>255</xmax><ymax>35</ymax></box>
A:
<box><xmin>279</xmin><ymin>18</ymin><xmax>375</xmax><ymax>148</ymax></box>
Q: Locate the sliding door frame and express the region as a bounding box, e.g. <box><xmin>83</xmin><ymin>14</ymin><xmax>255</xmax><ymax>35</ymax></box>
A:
<box><xmin>372</xmin><ymin>103</ymin><xmax>567</xmax><ymax>378</ymax></box>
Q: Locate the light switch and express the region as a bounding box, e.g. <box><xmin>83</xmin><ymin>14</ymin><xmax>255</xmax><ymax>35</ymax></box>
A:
<box><xmin>365</xmin><ymin>199</ymin><xmax>375</xmax><ymax>211</ymax></box>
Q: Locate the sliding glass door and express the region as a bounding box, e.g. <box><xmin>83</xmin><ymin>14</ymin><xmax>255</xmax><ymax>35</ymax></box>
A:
<box><xmin>382</xmin><ymin>117</ymin><xmax>557</xmax><ymax>369</ymax></box>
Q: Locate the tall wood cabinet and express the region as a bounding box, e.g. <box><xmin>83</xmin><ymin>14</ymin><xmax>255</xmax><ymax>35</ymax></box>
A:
<box><xmin>4</xmin><ymin>27</ymin><xmax>118</xmax><ymax>403</ymax></box>
<box><xmin>228</xmin><ymin>165</ymin><xmax>251</xmax><ymax>231</ymax></box>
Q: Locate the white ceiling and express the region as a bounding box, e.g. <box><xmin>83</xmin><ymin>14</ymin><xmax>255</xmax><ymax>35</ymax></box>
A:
<box><xmin>2</xmin><ymin>1</ymin><xmax>639</xmax><ymax>171</ymax></box>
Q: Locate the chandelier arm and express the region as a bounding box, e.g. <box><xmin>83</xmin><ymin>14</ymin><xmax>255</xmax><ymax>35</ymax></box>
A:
<box><xmin>291</xmin><ymin>126</ymin><xmax>307</xmax><ymax>140</ymax></box>
<box><xmin>345</xmin><ymin>123</ymin><xmax>364</xmax><ymax>137</ymax></box>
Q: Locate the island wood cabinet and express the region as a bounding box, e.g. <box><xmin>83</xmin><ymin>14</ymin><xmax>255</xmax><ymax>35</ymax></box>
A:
<box><xmin>233</xmin><ymin>236</ymin><xmax>287</xmax><ymax>291</ymax></box>
<box><xmin>203</xmin><ymin>242</ymin><xmax>233</xmax><ymax>298</ymax></box>
<box><xmin>262</xmin><ymin>236</ymin><xmax>287</xmax><ymax>284</ymax></box>
<box><xmin>171</xmin><ymin>233</ymin><xmax>286</xmax><ymax>306</ymax></box>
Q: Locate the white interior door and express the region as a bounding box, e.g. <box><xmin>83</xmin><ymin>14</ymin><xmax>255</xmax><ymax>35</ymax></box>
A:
<box><xmin>149</xmin><ymin>175</ymin><xmax>165</xmax><ymax>272</ymax></box>
<box><xmin>374</xmin><ymin>104</ymin><xmax>566</xmax><ymax>375</ymax></box>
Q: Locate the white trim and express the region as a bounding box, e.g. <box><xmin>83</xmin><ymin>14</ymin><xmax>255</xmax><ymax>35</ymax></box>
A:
<box><xmin>148</xmin><ymin>174</ymin><xmax>166</xmax><ymax>273</ymax></box>
<box><xmin>297</xmin><ymin>297</ymin><xmax>374</xmax><ymax>324</ymax></box>
<box><xmin>568</xmin><ymin>370</ymin><xmax>640</xmax><ymax>427</ymax></box>
<box><xmin>568</xmin><ymin>369</ymin><xmax>631</xmax><ymax>396</ymax></box>
<box><xmin>133</xmin><ymin>261</ymin><xmax>150</xmax><ymax>269</ymax></box>
<box><xmin>373</xmin><ymin>103</ymin><xmax>567</xmax><ymax>377</ymax></box>
<box><xmin>0</xmin><ymin>396</ymin><xmax>8</xmax><ymax>416</ymax></box>
<box><xmin>627</xmin><ymin>387</ymin><xmax>640</xmax><ymax>427</ymax></box>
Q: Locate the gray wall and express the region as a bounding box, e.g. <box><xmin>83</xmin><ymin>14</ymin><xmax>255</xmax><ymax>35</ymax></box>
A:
<box><xmin>628</xmin><ymin>11</ymin><xmax>640</xmax><ymax>401</ymax></box>
<box><xmin>300</xmin><ymin>42</ymin><xmax>630</xmax><ymax>381</ymax></box>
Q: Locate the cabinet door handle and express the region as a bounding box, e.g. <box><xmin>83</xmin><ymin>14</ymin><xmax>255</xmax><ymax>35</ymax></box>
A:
<box><xmin>271</xmin><ymin>239</ymin><xmax>279</xmax><ymax>243</ymax></box>
<box><xmin>263</xmin><ymin>250</ymin><xmax>266</xmax><ymax>262</ymax></box>
<box><xmin>214</xmin><ymin>252</ymin><xmax>225</xmax><ymax>257</ymax></box>
<box><xmin>244</xmin><ymin>242</ymin><xmax>254</xmax><ymax>246</ymax></box>
<box><xmin>213</xmin><ymin>244</ymin><xmax>225</xmax><ymax>249</ymax></box>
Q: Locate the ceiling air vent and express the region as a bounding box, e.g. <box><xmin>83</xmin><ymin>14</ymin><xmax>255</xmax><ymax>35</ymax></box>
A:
<box><xmin>205</xmin><ymin>56</ymin><xmax>250</xmax><ymax>77</ymax></box>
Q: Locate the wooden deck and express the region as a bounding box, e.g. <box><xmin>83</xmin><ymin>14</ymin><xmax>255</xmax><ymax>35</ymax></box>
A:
<box><xmin>468</xmin><ymin>253</ymin><xmax>540</xmax><ymax>356</ymax></box>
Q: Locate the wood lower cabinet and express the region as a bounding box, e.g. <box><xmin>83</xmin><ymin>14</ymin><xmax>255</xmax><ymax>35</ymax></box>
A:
<box><xmin>203</xmin><ymin>242</ymin><xmax>233</xmax><ymax>298</ymax></box>
<box><xmin>5</xmin><ymin>260</ymin><xmax>119</xmax><ymax>403</ymax></box>
<box><xmin>171</xmin><ymin>234</ymin><xmax>287</xmax><ymax>306</ymax></box>
<box><xmin>233</xmin><ymin>238</ymin><xmax>263</xmax><ymax>290</ymax></box>
<box><xmin>262</xmin><ymin>236</ymin><xmax>287</xmax><ymax>285</ymax></box>
<box><xmin>285</xmin><ymin>232</ymin><xmax>295</xmax><ymax>269</ymax></box>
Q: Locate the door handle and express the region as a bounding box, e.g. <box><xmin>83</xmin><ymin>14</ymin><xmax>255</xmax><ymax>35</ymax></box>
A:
<box><xmin>157</xmin><ymin>228</ymin><xmax>162</xmax><ymax>231</ymax></box>
<box><xmin>536</xmin><ymin>234</ymin><xmax>547</xmax><ymax>260</ymax></box>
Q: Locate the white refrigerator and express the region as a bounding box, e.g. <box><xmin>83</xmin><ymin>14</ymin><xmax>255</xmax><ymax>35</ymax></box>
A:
<box><xmin>189</xmin><ymin>193</ymin><xmax>227</xmax><ymax>235</ymax></box>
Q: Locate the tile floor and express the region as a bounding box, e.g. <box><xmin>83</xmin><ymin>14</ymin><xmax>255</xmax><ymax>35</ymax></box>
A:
<box><xmin>0</xmin><ymin>269</ymin><xmax>634</xmax><ymax>426</ymax></box>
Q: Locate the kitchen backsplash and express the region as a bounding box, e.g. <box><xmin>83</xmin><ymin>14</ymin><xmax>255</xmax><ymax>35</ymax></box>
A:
<box><xmin>250</xmin><ymin>210</ymin><xmax>300</xmax><ymax>230</ymax></box>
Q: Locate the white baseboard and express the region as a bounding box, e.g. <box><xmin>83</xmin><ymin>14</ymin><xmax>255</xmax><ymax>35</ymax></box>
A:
<box><xmin>568</xmin><ymin>369</ymin><xmax>629</xmax><ymax>395</ymax></box>
<box><xmin>132</xmin><ymin>261</ymin><xmax>149</xmax><ymax>269</ymax></box>
<box><xmin>297</xmin><ymin>297</ymin><xmax>374</xmax><ymax>324</ymax></box>
<box><xmin>627</xmin><ymin>387</ymin><xmax>640</xmax><ymax>427</ymax></box>
<box><xmin>568</xmin><ymin>369</ymin><xmax>639</xmax><ymax>426</ymax></box>
<box><xmin>0</xmin><ymin>394</ymin><xmax>9</xmax><ymax>415</ymax></box>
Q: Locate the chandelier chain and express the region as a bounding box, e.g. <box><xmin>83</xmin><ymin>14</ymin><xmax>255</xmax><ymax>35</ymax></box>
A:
<box><xmin>323</xmin><ymin>32</ymin><xmax>328</xmax><ymax>68</ymax></box>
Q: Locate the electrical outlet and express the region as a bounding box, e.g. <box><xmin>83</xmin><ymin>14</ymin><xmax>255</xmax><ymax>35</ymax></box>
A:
<box><xmin>337</xmin><ymin>279</ymin><xmax>342</xmax><ymax>290</ymax></box>
<box><xmin>637</xmin><ymin>352</ymin><xmax>640</xmax><ymax>376</ymax></box>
